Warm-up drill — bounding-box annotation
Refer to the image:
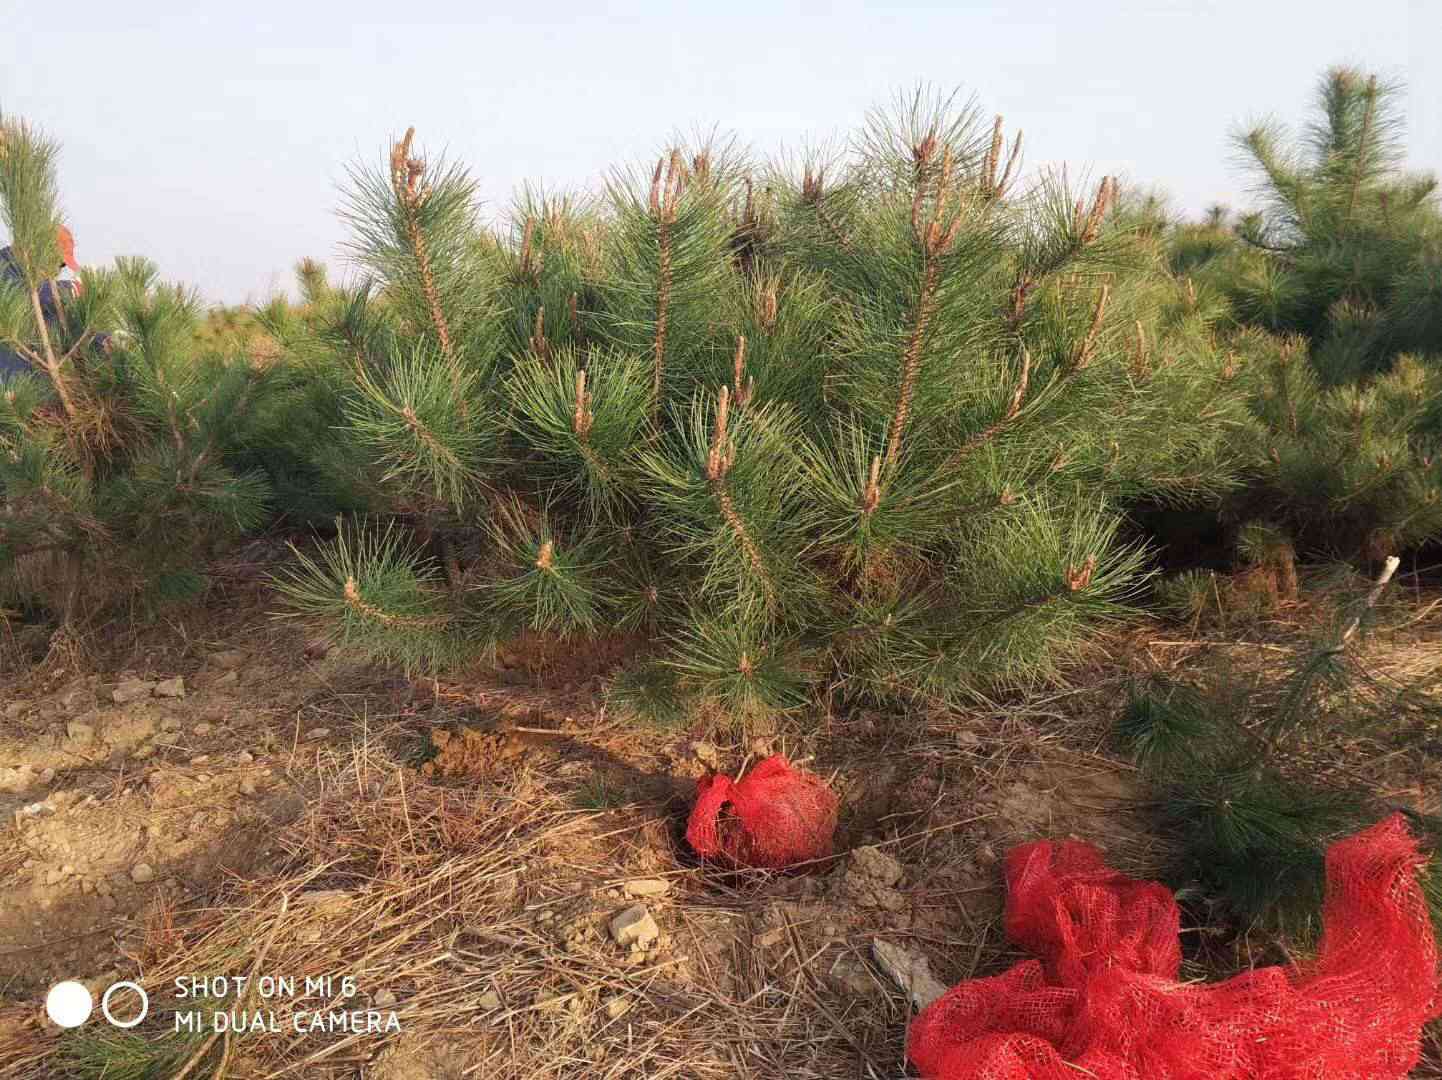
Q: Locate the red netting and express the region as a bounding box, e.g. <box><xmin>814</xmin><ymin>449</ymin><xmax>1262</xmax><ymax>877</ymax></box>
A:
<box><xmin>685</xmin><ymin>754</ymin><xmax>838</xmax><ymax>870</ymax></box>
<box><xmin>908</xmin><ymin>814</ymin><xmax>1440</xmax><ymax>1080</ymax></box>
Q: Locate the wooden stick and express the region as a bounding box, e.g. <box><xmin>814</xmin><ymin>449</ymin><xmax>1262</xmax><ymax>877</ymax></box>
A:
<box><xmin>1341</xmin><ymin>555</ymin><xmax>1400</xmax><ymax>645</ymax></box>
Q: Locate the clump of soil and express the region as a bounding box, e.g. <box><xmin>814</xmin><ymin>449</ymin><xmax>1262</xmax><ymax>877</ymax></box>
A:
<box><xmin>368</xmin><ymin>1034</ymin><xmax>469</xmax><ymax>1080</ymax></box>
<box><xmin>490</xmin><ymin>629</ymin><xmax>644</xmax><ymax>689</ymax></box>
<box><xmin>419</xmin><ymin>725</ymin><xmax>535</xmax><ymax>778</ymax></box>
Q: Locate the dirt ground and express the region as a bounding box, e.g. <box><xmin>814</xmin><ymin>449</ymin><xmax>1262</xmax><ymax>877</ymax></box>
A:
<box><xmin>1</xmin><ymin>560</ymin><xmax>1438</xmax><ymax>1078</ymax></box>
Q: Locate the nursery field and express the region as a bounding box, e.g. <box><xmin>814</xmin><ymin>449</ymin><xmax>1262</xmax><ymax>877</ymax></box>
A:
<box><xmin>2</xmin><ymin>549</ymin><xmax>1438</xmax><ymax>1078</ymax></box>
<box><xmin>4</xmin><ymin>63</ymin><xmax>1442</xmax><ymax>1078</ymax></box>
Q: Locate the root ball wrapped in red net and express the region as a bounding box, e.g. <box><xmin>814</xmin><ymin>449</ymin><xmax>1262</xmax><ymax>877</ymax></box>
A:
<box><xmin>685</xmin><ymin>754</ymin><xmax>838</xmax><ymax>870</ymax></box>
<box><xmin>908</xmin><ymin>814</ymin><xmax>1440</xmax><ymax>1080</ymax></box>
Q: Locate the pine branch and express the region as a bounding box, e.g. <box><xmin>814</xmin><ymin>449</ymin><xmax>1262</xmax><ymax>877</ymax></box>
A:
<box><xmin>949</xmin><ymin>346</ymin><xmax>1032</xmax><ymax>461</ymax></box>
<box><xmin>885</xmin><ymin>259</ymin><xmax>939</xmax><ymax>469</ymax></box>
<box><xmin>884</xmin><ymin>136</ymin><xmax>963</xmax><ymax>469</ymax></box>
<box><xmin>663</xmin><ymin>607</ymin><xmax>811</xmax><ymax>718</ymax></box>
<box><xmin>730</xmin><ymin>334</ymin><xmax>754</xmax><ymax>408</ymax></box>
<box><xmin>1338</xmin><ymin>554</ymin><xmax>1400</xmax><ymax>645</ymax></box>
<box><xmin>273</xmin><ymin>523</ymin><xmax>464</xmax><ymax>673</ymax></box>
<box><xmin>342</xmin><ymin>575</ymin><xmax>451</xmax><ymax>630</ymax></box>
<box><xmin>1344</xmin><ymin>75</ymin><xmax>1378</xmax><ymax>224</ymax></box>
<box><xmin>346</xmin><ymin>343</ymin><xmax>489</xmax><ymax>508</ymax></box>
<box><xmin>1130</xmin><ymin>320</ymin><xmax>1149</xmax><ymax>379</ymax></box>
<box><xmin>980</xmin><ymin>115</ymin><xmax>1023</xmax><ymax>202</ymax></box>
<box><xmin>1072</xmin><ymin>283</ymin><xmax>1111</xmax><ymax>370</ymax></box>
<box><xmin>507</xmin><ymin>344</ymin><xmax>648</xmax><ymax>520</ymax></box>
<box><xmin>479</xmin><ymin>502</ymin><xmax>616</xmax><ymax>636</ymax></box>
<box><xmin>517</xmin><ymin>216</ymin><xmax>543</xmax><ymax>286</ymax></box>
<box><xmin>25</xmin><ymin>283</ymin><xmax>79</xmax><ymax>422</ymax></box>
<box><xmin>800</xmin><ymin>168</ymin><xmax>855</xmax><ymax>255</ymax></box>
<box><xmin>528</xmin><ymin>305</ymin><xmax>550</xmax><ymax>362</ymax></box>
<box><xmin>389</xmin><ymin>128</ymin><xmax>455</xmax><ymax>364</ymax></box>
<box><xmin>707</xmin><ymin>385</ymin><xmax>775</xmax><ymax>606</ymax></box>
<box><xmin>648</xmin><ymin>151</ymin><xmax>684</xmax><ymax>421</ymax></box>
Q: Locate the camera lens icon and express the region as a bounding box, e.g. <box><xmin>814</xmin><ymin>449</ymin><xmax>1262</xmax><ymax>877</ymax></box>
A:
<box><xmin>45</xmin><ymin>980</ymin><xmax>149</xmax><ymax>1029</ymax></box>
<box><xmin>45</xmin><ymin>981</ymin><xmax>92</xmax><ymax>1028</ymax></box>
<box><xmin>102</xmin><ymin>981</ymin><xmax>150</xmax><ymax>1028</ymax></box>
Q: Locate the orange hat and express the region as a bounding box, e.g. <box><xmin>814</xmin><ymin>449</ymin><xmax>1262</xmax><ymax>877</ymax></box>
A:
<box><xmin>56</xmin><ymin>224</ymin><xmax>79</xmax><ymax>272</ymax></box>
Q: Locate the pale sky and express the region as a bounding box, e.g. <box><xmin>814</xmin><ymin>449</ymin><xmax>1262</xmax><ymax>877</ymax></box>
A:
<box><xmin>3</xmin><ymin>1</ymin><xmax>1437</xmax><ymax>305</ymax></box>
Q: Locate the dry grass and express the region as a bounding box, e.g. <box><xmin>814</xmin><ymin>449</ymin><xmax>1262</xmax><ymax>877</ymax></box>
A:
<box><xmin>1132</xmin><ymin>569</ymin><xmax>1442</xmax><ymax>803</ymax></box>
<box><xmin>2</xmin><ymin>556</ymin><xmax>1439</xmax><ymax>1078</ymax></box>
<box><xmin>0</xmin><ymin>734</ymin><xmax>905</xmax><ymax>1079</ymax></box>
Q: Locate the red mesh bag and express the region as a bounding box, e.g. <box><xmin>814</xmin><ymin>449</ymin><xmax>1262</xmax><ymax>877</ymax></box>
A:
<box><xmin>909</xmin><ymin>814</ymin><xmax>1440</xmax><ymax>1080</ymax></box>
<box><xmin>685</xmin><ymin>754</ymin><xmax>838</xmax><ymax>869</ymax></box>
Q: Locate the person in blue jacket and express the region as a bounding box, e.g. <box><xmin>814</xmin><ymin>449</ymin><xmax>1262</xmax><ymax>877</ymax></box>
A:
<box><xmin>0</xmin><ymin>224</ymin><xmax>85</xmax><ymax>382</ymax></box>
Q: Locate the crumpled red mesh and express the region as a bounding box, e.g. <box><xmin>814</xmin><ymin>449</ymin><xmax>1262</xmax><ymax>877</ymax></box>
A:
<box><xmin>908</xmin><ymin>814</ymin><xmax>1440</xmax><ymax>1080</ymax></box>
<box><xmin>685</xmin><ymin>754</ymin><xmax>838</xmax><ymax>869</ymax></box>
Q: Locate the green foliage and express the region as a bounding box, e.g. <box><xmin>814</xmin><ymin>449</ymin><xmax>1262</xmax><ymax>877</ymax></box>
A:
<box><xmin>1167</xmin><ymin>67</ymin><xmax>1442</xmax><ymax>557</ymax></box>
<box><xmin>604</xmin><ymin>661</ymin><xmax>689</xmax><ymax>727</ymax></box>
<box><xmin>346</xmin><ymin>340</ymin><xmax>498</xmax><ymax>508</ymax></box>
<box><xmin>1117</xmin><ymin>676</ymin><xmax>1217</xmax><ymax>768</ymax></box>
<box><xmin>57</xmin><ymin>1028</ymin><xmax>204</xmax><ymax>1080</ymax></box>
<box><xmin>51</xmin><ymin>993</ymin><xmax>223</xmax><ymax>1078</ymax></box>
<box><xmin>273</xmin><ymin>520</ymin><xmax>469</xmax><ymax>674</ymax></box>
<box><xmin>601</xmin><ymin>145</ymin><xmax>740</xmax><ymax>412</ymax></box>
<box><xmin>1117</xmin><ymin>585</ymin><xmax>1442</xmax><ymax>939</ymax></box>
<box><xmin>342</xmin><ymin>129</ymin><xmax>500</xmax><ymax>363</ymax></box>
<box><xmin>1</xmin><ymin>115</ymin><xmax>280</xmax><ymax>619</ymax></box>
<box><xmin>477</xmin><ymin>501</ymin><xmax>617</xmax><ymax>638</ymax></box>
<box><xmin>663</xmin><ymin>606</ymin><xmax>814</xmax><ymax>721</ymax></box>
<box><xmin>1234</xmin><ymin>330</ymin><xmax>1442</xmax><ymax>554</ymax></box>
<box><xmin>638</xmin><ymin>393</ymin><xmax>815</xmax><ymax>614</ymax></box>
<box><xmin>506</xmin><ymin>343</ymin><xmax>650</xmax><ymax>522</ymax></box>
<box><xmin>574</xmin><ymin>771</ymin><xmax>631</xmax><ymax>811</ymax></box>
<box><xmin>0</xmin><ymin>113</ymin><xmax>66</xmax><ymax>286</ymax></box>
<box><xmin>1163</xmin><ymin>766</ymin><xmax>1370</xmax><ymax>932</ymax></box>
<box><xmin>1220</xmin><ymin>69</ymin><xmax>1439</xmax><ymax>367</ymax></box>
<box><xmin>268</xmin><ymin>90</ymin><xmax>1257</xmax><ymax>725</ymax></box>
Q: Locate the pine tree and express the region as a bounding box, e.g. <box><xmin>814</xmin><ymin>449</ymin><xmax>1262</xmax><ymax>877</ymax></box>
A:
<box><xmin>1169</xmin><ymin>67</ymin><xmax>1442</xmax><ymax>559</ymax></box>
<box><xmin>0</xmin><ymin>115</ymin><xmax>273</xmax><ymax>621</ymax></box>
<box><xmin>274</xmin><ymin>93</ymin><xmax>1253</xmax><ymax>722</ymax></box>
<box><xmin>1118</xmin><ymin>566</ymin><xmax>1442</xmax><ymax>950</ymax></box>
<box><xmin>1226</xmin><ymin>69</ymin><xmax>1441</xmax><ymax>375</ymax></box>
<box><xmin>1237</xmin><ymin>328</ymin><xmax>1441</xmax><ymax>557</ymax></box>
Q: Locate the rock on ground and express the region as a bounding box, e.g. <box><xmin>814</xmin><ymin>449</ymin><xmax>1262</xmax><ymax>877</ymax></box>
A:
<box><xmin>872</xmin><ymin>938</ymin><xmax>949</xmax><ymax>1011</ymax></box>
<box><xmin>605</xmin><ymin>995</ymin><xmax>633</xmax><ymax>1020</ymax></box>
<box><xmin>622</xmin><ymin>878</ymin><xmax>672</xmax><ymax>898</ymax></box>
<box><xmin>112</xmin><ymin>679</ymin><xmax>156</xmax><ymax>704</ymax></box>
<box><xmin>609</xmin><ymin>904</ymin><xmax>659</xmax><ymax>948</ymax></box>
<box><xmin>154</xmin><ymin>677</ymin><xmax>186</xmax><ymax>699</ymax></box>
